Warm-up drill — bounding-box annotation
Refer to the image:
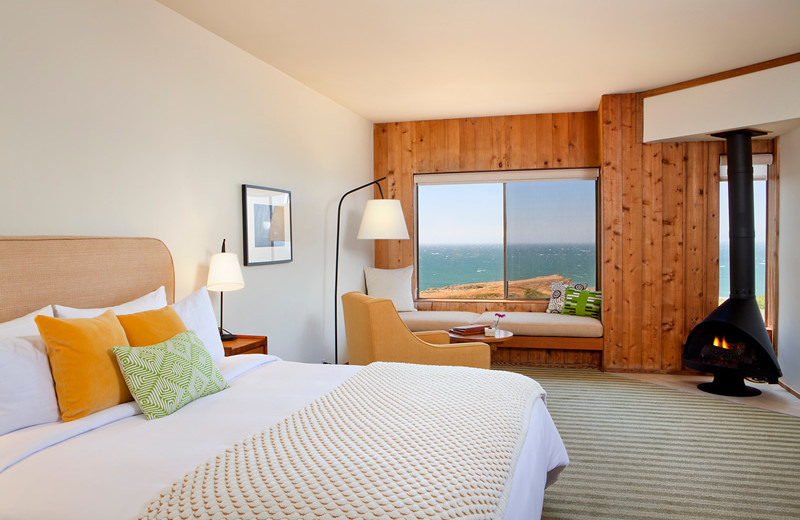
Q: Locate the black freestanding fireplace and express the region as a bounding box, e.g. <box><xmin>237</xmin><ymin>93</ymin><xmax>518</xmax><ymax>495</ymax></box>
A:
<box><xmin>683</xmin><ymin>129</ymin><xmax>782</xmax><ymax>397</ymax></box>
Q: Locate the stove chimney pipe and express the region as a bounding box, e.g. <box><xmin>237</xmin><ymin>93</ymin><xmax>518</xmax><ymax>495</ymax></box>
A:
<box><xmin>711</xmin><ymin>129</ymin><xmax>766</xmax><ymax>299</ymax></box>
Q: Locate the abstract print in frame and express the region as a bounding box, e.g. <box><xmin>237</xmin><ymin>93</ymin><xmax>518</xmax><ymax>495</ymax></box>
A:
<box><xmin>242</xmin><ymin>184</ymin><xmax>292</xmax><ymax>265</ymax></box>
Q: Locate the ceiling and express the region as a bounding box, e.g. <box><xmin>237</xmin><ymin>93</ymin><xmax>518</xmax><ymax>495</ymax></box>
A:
<box><xmin>157</xmin><ymin>0</ymin><xmax>800</xmax><ymax>124</ymax></box>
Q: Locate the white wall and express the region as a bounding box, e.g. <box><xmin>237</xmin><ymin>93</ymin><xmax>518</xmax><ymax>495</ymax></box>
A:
<box><xmin>643</xmin><ymin>62</ymin><xmax>800</xmax><ymax>142</ymax></box>
<box><xmin>0</xmin><ymin>0</ymin><xmax>375</xmax><ymax>363</ymax></box>
<box><xmin>777</xmin><ymin>126</ymin><xmax>800</xmax><ymax>392</ymax></box>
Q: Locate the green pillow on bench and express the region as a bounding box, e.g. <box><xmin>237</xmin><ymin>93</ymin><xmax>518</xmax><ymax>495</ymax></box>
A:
<box><xmin>561</xmin><ymin>287</ymin><xmax>602</xmax><ymax>320</ymax></box>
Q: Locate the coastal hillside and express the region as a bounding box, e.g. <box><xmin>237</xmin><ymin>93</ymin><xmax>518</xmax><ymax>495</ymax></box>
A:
<box><xmin>419</xmin><ymin>274</ymin><xmax>576</xmax><ymax>299</ymax></box>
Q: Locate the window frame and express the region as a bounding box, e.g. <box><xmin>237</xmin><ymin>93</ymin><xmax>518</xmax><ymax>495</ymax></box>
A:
<box><xmin>413</xmin><ymin>169</ymin><xmax>600</xmax><ymax>301</ymax></box>
<box><xmin>718</xmin><ymin>153</ymin><xmax>775</xmax><ymax>327</ymax></box>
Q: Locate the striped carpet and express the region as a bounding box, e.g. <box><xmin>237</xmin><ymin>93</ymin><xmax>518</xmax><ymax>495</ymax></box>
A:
<box><xmin>495</xmin><ymin>366</ymin><xmax>800</xmax><ymax>520</ymax></box>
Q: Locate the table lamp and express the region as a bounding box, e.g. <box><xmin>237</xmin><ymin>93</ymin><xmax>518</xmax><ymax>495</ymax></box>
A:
<box><xmin>207</xmin><ymin>239</ymin><xmax>245</xmax><ymax>341</ymax></box>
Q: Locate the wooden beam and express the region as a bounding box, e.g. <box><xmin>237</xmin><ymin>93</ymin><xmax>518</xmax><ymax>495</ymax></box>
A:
<box><xmin>640</xmin><ymin>52</ymin><xmax>800</xmax><ymax>98</ymax></box>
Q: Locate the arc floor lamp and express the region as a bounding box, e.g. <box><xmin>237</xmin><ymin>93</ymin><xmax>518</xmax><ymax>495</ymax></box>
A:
<box><xmin>334</xmin><ymin>176</ymin><xmax>408</xmax><ymax>363</ymax></box>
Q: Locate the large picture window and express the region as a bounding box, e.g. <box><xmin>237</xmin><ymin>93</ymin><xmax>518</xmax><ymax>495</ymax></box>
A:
<box><xmin>415</xmin><ymin>170</ymin><xmax>598</xmax><ymax>300</ymax></box>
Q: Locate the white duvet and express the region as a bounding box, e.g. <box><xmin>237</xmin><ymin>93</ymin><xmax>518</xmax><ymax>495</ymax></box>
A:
<box><xmin>0</xmin><ymin>356</ymin><xmax>568</xmax><ymax>520</ymax></box>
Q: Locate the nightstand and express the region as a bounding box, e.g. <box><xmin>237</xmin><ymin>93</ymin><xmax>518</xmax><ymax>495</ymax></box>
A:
<box><xmin>223</xmin><ymin>335</ymin><xmax>268</xmax><ymax>357</ymax></box>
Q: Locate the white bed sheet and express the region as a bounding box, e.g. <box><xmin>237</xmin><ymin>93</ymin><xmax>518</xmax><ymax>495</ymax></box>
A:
<box><xmin>0</xmin><ymin>357</ymin><xmax>567</xmax><ymax>520</ymax></box>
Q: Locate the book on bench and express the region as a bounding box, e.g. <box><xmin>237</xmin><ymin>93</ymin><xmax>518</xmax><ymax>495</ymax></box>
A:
<box><xmin>449</xmin><ymin>324</ymin><xmax>487</xmax><ymax>335</ymax></box>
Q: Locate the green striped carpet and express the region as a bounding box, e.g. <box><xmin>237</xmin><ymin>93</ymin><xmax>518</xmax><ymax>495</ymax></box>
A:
<box><xmin>496</xmin><ymin>366</ymin><xmax>800</xmax><ymax>520</ymax></box>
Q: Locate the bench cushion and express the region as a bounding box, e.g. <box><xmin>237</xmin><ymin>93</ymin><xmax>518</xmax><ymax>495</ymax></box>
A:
<box><xmin>399</xmin><ymin>310</ymin><xmax>603</xmax><ymax>338</ymax></box>
<box><xmin>399</xmin><ymin>311</ymin><xmax>480</xmax><ymax>332</ymax></box>
<box><xmin>472</xmin><ymin>311</ymin><xmax>603</xmax><ymax>338</ymax></box>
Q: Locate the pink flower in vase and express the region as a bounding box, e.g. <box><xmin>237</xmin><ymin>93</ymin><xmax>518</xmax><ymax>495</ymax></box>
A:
<box><xmin>493</xmin><ymin>313</ymin><xmax>506</xmax><ymax>329</ymax></box>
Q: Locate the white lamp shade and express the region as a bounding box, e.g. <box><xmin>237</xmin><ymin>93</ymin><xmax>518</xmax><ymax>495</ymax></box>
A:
<box><xmin>356</xmin><ymin>199</ymin><xmax>409</xmax><ymax>240</ymax></box>
<box><xmin>207</xmin><ymin>252</ymin><xmax>245</xmax><ymax>292</ymax></box>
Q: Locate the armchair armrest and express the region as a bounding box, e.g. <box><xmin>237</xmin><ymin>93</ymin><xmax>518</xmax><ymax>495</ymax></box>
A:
<box><xmin>413</xmin><ymin>330</ymin><xmax>450</xmax><ymax>344</ymax></box>
<box><xmin>417</xmin><ymin>340</ymin><xmax>491</xmax><ymax>369</ymax></box>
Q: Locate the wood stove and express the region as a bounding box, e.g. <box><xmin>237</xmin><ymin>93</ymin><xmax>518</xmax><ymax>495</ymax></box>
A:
<box><xmin>683</xmin><ymin>129</ymin><xmax>781</xmax><ymax>396</ymax></box>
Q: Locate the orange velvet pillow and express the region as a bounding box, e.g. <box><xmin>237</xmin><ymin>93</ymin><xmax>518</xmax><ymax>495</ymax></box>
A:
<box><xmin>35</xmin><ymin>309</ymin><xmax>132</xmax><ymax>422</ymax></box>
<box><xmin>116</xmin><ymin>306</ymin><xmax>187</xmax><ymax>347</ymax></box>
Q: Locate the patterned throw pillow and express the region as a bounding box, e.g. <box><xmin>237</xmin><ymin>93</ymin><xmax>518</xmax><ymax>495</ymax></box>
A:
<box><xmin>112</xmin><ymin>330</ymin><xmax>229</xmax><ymax>420</ymax></box>
<box><xmin>561</xmin><ymin>287</ymin><xmax>602</xmax><ymax>319</ymax></box>
<box><xmin>546</xmin><ymin>282</ymin><xmax>589</xmax><ymax>314</ymax></box>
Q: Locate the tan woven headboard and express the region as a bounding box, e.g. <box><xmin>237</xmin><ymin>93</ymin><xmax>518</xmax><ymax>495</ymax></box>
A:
<box><xmin>0</xmin><ymin>236</ymin><xmax>175</xmax><ymax>322</ymax></box>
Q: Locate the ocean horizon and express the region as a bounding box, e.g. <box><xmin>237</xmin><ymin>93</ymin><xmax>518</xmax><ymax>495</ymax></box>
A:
<box><xmin>418</xmin><ymin>243</ymin><xmax>596</xmax><ymax>293</ymax></box>
<box><xmin>418</xmin><ymin>242</ymin><xmax>766</xmax><ymax>299</ymax></box>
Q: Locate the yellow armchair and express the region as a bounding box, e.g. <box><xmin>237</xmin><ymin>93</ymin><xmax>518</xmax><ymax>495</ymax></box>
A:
<box><xmin>341</xmin><ymin>291</ymin><xmax>490</xmax><ymax>369</ymax></box>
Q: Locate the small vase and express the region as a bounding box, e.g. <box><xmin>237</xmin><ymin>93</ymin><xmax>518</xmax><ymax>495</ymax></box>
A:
<box><xmin>484</xmin><ymin>327</ymin><xmax>496</xmax><ymax>336</ymax></box>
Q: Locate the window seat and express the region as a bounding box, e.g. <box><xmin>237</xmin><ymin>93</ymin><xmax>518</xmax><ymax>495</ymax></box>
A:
<box><xmin>399</xmin><ymin>310</ymin><xmax>603</xmax><ymax>351</ymax></box>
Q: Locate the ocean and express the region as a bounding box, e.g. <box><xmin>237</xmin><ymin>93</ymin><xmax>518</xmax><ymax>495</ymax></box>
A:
<box><xmin>418</xmin><ymin>243</ymin><xmax>596</xmax><ymax>291</ymax></box>
<box><xmin>418</xmin><ymin>242</ymin><xmax>766</xmax><ymax>299</ymax></box>
<box><xmin>719</xmin><ymin>242</ymin><xmax>767</xmax><ymax>299</ymax></box>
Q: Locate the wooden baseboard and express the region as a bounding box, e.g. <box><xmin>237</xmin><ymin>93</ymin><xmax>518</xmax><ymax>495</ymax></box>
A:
<box><xmin>492</xmin><ymin>346</ymin><xmax>602</xmax><ymax>368</ymax></box>
<box><xmin>779</xmin><ymin>381</ymin><xmax>800</xmax><ymax>400</ymax></box>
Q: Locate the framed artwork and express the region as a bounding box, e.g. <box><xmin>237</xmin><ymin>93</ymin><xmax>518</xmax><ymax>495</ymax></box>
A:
<box><xmin>242</xmin><ymin>184</ymin><xmax>293</xmax><ymax>265</ymax></box>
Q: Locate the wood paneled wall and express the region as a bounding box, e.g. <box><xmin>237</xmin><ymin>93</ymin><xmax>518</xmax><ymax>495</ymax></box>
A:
<box><xmin>373</xmin><ymin>101</ymin><xmax>776</xmax><ymax>372</ymax></box>
<box><xmin>600</xmin><ymin>93</ymin><xmax>775</xmax><ymax>372</ymax></box>
<box><xmin>373</xmin><ymin>112</ymin><xmax>601</xmax><ymax>367</ymax></box>
<box><xmin>373</xmin><ymin>112</ymin><xmax>600</xmax><ymax>284</ymax></box>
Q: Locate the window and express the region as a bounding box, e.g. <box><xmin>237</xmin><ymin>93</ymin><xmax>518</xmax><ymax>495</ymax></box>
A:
<box><xmin>719</xmin><ymin>156</ymin><xmax>770</xmax><ymax>315</ymax></box>
<box><xmin>415</xmin><ymin>169</ymin><xmax>598</xmax><ymax>300</ymax></box>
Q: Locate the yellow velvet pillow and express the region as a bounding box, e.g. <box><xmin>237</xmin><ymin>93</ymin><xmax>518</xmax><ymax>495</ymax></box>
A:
<box><xmin>35</xmin><ymin>309</ymin><xmax>132</xmax><ymax>422</ymax></box>
<box><xmin>116</xmin><ymin>306</ymin><xmax>187</xmax><ymax>347</ymax></box>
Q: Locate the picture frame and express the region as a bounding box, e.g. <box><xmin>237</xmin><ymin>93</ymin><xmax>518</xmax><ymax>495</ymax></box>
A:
<box><xmin>242</xmin><ymin>184</ymin><xmax>293</xmax><ymax>265</ymax></box>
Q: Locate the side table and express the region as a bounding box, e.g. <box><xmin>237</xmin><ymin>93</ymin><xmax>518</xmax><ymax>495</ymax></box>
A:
<box><xmin>448</xmin><ymin>329</ymin><xmax>513</xmax><ymax>351</ymax></box>
<box><xmin>223</xmin><ymin>335</ymin><xmax>268</xmax><ymax>356</ymax></box>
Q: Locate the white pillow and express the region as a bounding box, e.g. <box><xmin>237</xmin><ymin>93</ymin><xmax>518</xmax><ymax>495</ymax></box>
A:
<box><xmin>0</xmin><ymin>305</ymin><xmax>54</xmax><ymax>340</ymax></box>
<box><xmin>364</xmin><ymin>266</ymin><xmax>416</xmax><ymax>312</ymax></box>
<box><xmin>53</xmin><ymin>286</ymin><xmax>167</xmax><ymax>319</ymax></box>
<box><xmin>0</xmin><ymin>336</ymin><xmax>60</xmax><ymax>435</ymax></box>
<box><xmin>171</xmin><ymin>287</ymin><xmax>225</xmax><ymax>361</ymax></box>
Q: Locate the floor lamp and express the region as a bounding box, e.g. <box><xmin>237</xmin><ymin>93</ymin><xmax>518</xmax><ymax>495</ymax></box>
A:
<box><xmin>334</xmin><ymin>176</ymin><xmax>409</xmax><ymax>363</ymax></box>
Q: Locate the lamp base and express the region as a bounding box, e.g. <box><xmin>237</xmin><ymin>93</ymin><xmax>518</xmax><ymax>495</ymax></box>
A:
<box><xmin>219</xmin><ymin>327</ymin><xmax>237</xmax><ymax>342</ymax></box>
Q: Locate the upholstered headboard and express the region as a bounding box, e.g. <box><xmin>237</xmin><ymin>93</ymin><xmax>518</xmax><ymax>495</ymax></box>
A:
<box><xmin>0</xmin><ymin>236</ymin><xmax>175</xmax><ymax>322</ymax></box>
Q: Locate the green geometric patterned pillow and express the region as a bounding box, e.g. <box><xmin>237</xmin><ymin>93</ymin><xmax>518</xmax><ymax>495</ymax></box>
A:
<box><xmin>112</xmin><ymin>330</ymin><xmax>229</xmax><ymax>420</ymax></box>
<box><xmin>561</xmin><ymin>287</ymin><xmax>602</xmax><ymax>320</ymax></box>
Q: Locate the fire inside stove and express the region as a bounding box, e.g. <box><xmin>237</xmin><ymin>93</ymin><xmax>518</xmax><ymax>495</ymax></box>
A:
<box><xmin>699</xmin><ymin>336</ymin><xmax>757</xmax><ymax>369</ymax></box>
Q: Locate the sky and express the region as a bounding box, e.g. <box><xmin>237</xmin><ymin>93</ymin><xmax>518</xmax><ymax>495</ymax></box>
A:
<box><xmin>417</xmin><ymin>181</ymin><xmax>596</xmax><ymax>245</ymax></box>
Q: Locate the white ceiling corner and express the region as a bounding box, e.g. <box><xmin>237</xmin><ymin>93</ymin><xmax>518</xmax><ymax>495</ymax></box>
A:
<box><xmin>156</xmin><ymin>0</ymin><xmax>800</xmax><ymax>124</ymax></box>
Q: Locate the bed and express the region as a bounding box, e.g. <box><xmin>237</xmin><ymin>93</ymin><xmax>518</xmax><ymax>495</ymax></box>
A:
<box><xmin>0</xmin><ymin>236</ymin><xmax>568</xmax><ymax>520</ymax></box>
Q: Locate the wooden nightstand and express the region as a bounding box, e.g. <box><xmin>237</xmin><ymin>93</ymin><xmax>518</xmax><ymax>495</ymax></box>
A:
<box><xmin>223</xmin><ymin>335</ymin><xmax>268</xmax><ymax>357</ymax></box>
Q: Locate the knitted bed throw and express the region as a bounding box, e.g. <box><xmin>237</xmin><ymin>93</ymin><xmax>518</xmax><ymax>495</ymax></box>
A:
<box><xmin>141</xmin><ymin>362</ymin><xmax>546</xmax><ymax>520</ymax></box>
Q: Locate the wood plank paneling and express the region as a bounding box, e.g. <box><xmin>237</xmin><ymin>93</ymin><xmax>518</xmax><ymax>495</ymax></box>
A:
<box><xmin>641</xmin><ymin>143</ymin><xmax>663</xmax><ymax>370</ymax></box>
<box><xmin>620</xmin><ymin>93</ymin><xmax>643</xmax><ymax>369</ymax></box>
<box><xmin>493</xmin><ymin>347</ymin><xmax>601</xmax><ymax>368</ymax></box>
<box><xmin>600</xmin><ymin>95</ymin><xmax>624</xmax><ymax>369</ymax></box>
<box><xmin>659</xmin><ymin>142</ymin><xmax>686</xmax><ymax>372</ymax></box>
<box><xmin>595</xmin><ymin>93</ymin><xmax>780</xmax><ymax>373</ymax></box>
<box><xmin>375</xmin><ymin>104</ymin><xmax>777</xmax><ymax>372</ymax></box>
<box><xmin>444</xmin><ymin>119</ymin><xmax>460</xmax><ymax>172</ymax></box>
<box><xmin>458</xmin><ymin>118</ymin><xmax>477</xmax><ymax>171</ymax></box>
<box><xmin>552</xmin><ymin>113</ymin><xmax>570</xmax><ymax>168</ymax></box>
<box><xmin>428</xmin><ymin>119</ymin><xmax>447</xmax><ymax>173</ymax></box>
<box><xmin>374</xmin><ymin>111</ymin><xmax>601</xmax><ymax>369</ymax></box>
<box><xmin>535</xmin><ymin>114</ymin><xmax>554</xmax><ymax>168</ymax></box>
<box><xmin>684</xmin><ymin>143</ymin><xmax>708</xmax><ymax>336</ymax></box>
